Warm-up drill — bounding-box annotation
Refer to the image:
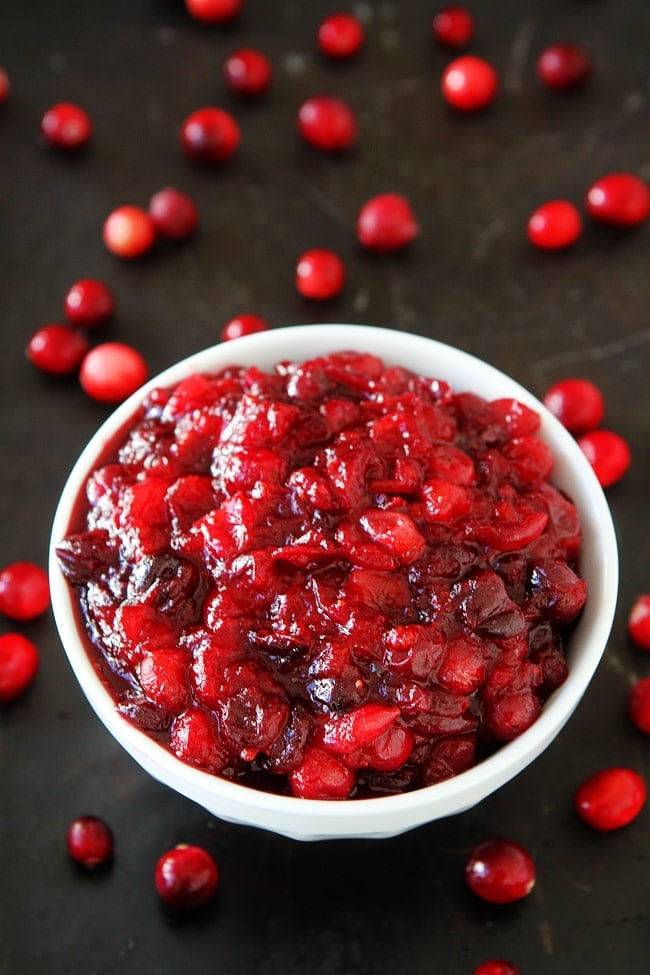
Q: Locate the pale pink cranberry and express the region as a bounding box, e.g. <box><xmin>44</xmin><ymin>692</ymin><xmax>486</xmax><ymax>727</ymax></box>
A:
<box><xmin>628</xmin><ymin>595</ymin><xmax>650</xmax><ymax>651</ymax></box>
<box><xmin>432</xmin><ymin>6</ymin><xmax>475</xmax><ymax>49</ymax></box>
<box><xmin>184</xmin><ymin>0</ymin><xmax>242</xmax><ymax>22</ymax></box>
<box><xmin>574</xmin><ymin>768</ymin><xmax>646</xmax><ymax>830</ymax></box>
<box><xmin>628</xmin><ymin>677</ymin><xmax>650</xmax><ymax>734</ymax></box>
<box><xmin>295</xmin><ymin>249</ymin><xmax>345</xmax><ymax>300</ymax></box>
<box><xmin>465</xmin><ymin>838</ymin><xmax>536</xmax><ymax>904</ymax></box>
<box><xmin>27</xmin><ymin>324</ymin><xmax>90</xmax><ymax>376</ymax></box>
<box><xmin>357</xmin><ymin>193</ymin><xmax>419</xmax><ymax>252</ymax></box>
<box><xmin>181</xmin><ymin>107</ymin><xmax>240</xmax><ymax>164</ymax></box>
<box><xmin>64</xmin><ymin>278</ymin><xmax>115</xmax><ymax>327</ymax></box>
<box><xmin>0</xmin><ymin>67</ymin><xmax>10</xmax><ymax>106</ymax></box>
<box><xmin>543</xmin><ymin>378</ymin><xmax>605</xmax><ymax>434</ymax></box>
<box><xmin>79</xmin><ymin>342</ymin><xmax>148</xmax><ymax>403</ymax></box>
<box><xmin>103</xmin><ymin>206</ymin><xmax>156</xmax><ymax>259</ymax></box>
<box><xmin>149</xmin><ymin>187</ymin><xmax>199</xmax><ymax>240</ymax></box>
<box><xmin>0</xmin><ymin>634</ymin><xmax>39</xmax><ymax>704</ymax></box>
<box><xmin>0</xmin><ymin>562</ymin><xmax>50</xmax><ymax>620</ymax></box>
<box><xmin>154</xmin><ymin>844</ymin><xmax>219</xmax><ymax>911</ymax></box>
<box><xmin>221</xmin><ymin>313</ymin><xmax>270</xmax><ymax>341</ymax></box>
<box><xmin>474</xmin><ymin>962</ymin><xmax>520</xmax><ymax>975</ymax></box>
<box><xmin>441</xmin><ymin>55</ymin><xmax>498</xmax><ymax>112</ymax></box>
<box><xmin>536</xmin><ymin>42</ymin><xmax>592</xmax><ymax>90</ymax></box>
<box><xmin>586</xmin><ymin>173</ymin><xmax>650</xmax><ymax>228</ymax></box>
<box><xmin>317</xmin><ymin>13</ymin><xmax>365</xmax><ymax>60</ymax></box>
<box><xmin>577</xmin><ymin>429</ymin><xmax>631</xmax><ymax>487</ymax></box>
<box><xmin>527</xmin><ymin>200</ymin><xmax>582</xmax><ymax>250</ymax></box>
<box><xmin>224</xmin><ymin>48</ymin><xmax>272</xmax><ymax>96</ymax></box>
<box><xmin>66</xmin><ymin>816</ymin><xmax>114</xmax><ymax>868</ymax></box>
<box><xmin>41</xmin><ymin>102</ymin><xmax>92</xmax><ymax>150</ymax></box>
<box><xmin>297</xmin><ymin>95</ymin><xmax>357</xmax><ymax>152</ymax></box>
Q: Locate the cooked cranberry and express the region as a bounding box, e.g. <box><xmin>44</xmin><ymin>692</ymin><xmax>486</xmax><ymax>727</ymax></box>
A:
<box><xmin>357</xmin><ymin>193</ymin><xmax>419</xmax><ymax>252</ymax></box>
<box><xmin>317</xmin><ymin>13</ymin><xmax>365</xmax><ymax>60</ymax></box>
<box><xmin>586</xmin><ymin>173</ymin><xmax>650</xmax><ymax>228</ymax></box>
<box><xmin>527</xmin><ymin>200</ymin><xmax>582</xmax><ymax>250</ymax></box>
<box><xmin>628</xmin><ymin>595</ymin><xmax>650</xmax><ymax>650</ymax></box>
<box><xmin>40</xmin><ymin>101</ymin><xmax>92</xmax><ymax>150</ymax></box>
<box><xmin>180</xmin><ymin>107</ymin><xmax>240</xmax><ymax>164</ymax></box>
<box><xmin>536</xmin><ymin>42</ymin><xmax>592</xmax><ymax>91</ymax></box>
<box><xmin>0</xmin><ymin>634</ymin><xmax>39</xmax><ymax>704</ymax></box>
<box><xmin>432</xmin><ymin>6</ymin><xmax>475</xmax><ymax>49</ymax></box>
<box><xmin>221</xmin><ymin>313</ymin><xmax>270</xmax><ymax>341</ymax></box>
<box><xmin>295</xmin><ymin>249</ymin><xmax>345</xmax><ymax>300</ymax></box>
<box><xmin>297</xmin><ymin>95</ymin><xmax>357</xmax><ymax>153</ymax></box>
<box><xmin>66</xmin><ymin>815</ymin><xmax>113</xmax><ymax>868</ymax></box>
<box><xmin>628</xmin><ymin>677</ymin><xmax>650</xmax><ymax>734</ymax></box>
<box><xmin>154</xmin><ymin>844</ymin><xmax>219</xmax><ymax>912</ymax></box>
<box><xmin>103</xmin><ymin>206</ymin><xmax>156</xmax><ymax>259</ymax></box>
<box><xmin>0</xmin><ymin>561</ymin><xmax>50</xmax><ymax>620</ymax></box>
<box><xmin>574</xmin><ymin>768</ymin><xmax>646</xmax><ymax>830</ymax></box>
<box><xmin>224</xmin><ymin>48</ymin><xmax>272</xmax><ymax>97</ymax></box>
<box><xmin>465</xmin><ymin>838</ymin><xmax>536</xmax><ymax>904</ymax></box>
<box><xmin>543</xmin><ymin>378</ymin><xmax>605</xmax><ymax>435</ymax></box>
<box><xmin>474</xmin><ymin>963</ymin><xmax>520</xmax><ymax>975</ymax></box>
<box><xmin>184</xmin><ymin>0</ymin><xmax>242</xmax><ymax>22</ymax></box>
<box><xmin>79</xmin><ymin>342</ymin><xmax>148</xmax><ymax>403</ymax></box>
<box><xmin>577</xmin><ymin>428</ymin><xmax>631</xmax><ymax>487</ymax></box>
<box><xmin>0</xmin><ymin>67</ymin><xmax>10</xmax><ymax>107</ymax></box>
<box><xmin>149</xmin><ymin>187</ymin><xmax>199</xmax><ymax>240</ymax></box>
<box><xmin>27</xmin><ymin>323</ymin><xmax>90</xmax><ymax>376</ymax></box>
<box><xmin>441</xmin><ymin>55</ymin><xmax>498</xmax><ymax>112</ymax></box>
<box><xmin>64</xmin><ymin>278</ymin><xmax>115</xmax><ymax>328</ymax></box>
<box><xmin>289</xmin><ymin>745</ymin><xmax>356</xmax><ymax>799</ymax></box>
<box><xmin>138</xmin><ymin>649</ymin><xmax>190</xmax><ymax>712</ymax></box>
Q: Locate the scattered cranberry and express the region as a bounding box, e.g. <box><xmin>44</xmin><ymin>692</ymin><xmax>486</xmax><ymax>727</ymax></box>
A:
<box><xmin>297</xmin><ymin>95</ymin><xmax>357</xmax><ymax>153</ymax></box>
<box><xmin>574</xmin><ymin>767</ymin><xmax>646</xmax><ymax>830</ymax></box>
<box><xmin>224</xmin><ymin>48</ymin><xmax>272</xmax><ymax>97</ymax></box>
<box><xmin>221</xmin><ymin>313</ymin><xmax>270</xmax><ymax>341</ymax></box>
<box><xmin>79</xmin><ymin>342</ymin><xmax>148</xmax><ymax>403</ymax></box>
<box><xmin>66</xmin><ymin>815</ymin><xmax>114</xmax><ymax>868</ymax></box>
<box><xmin>357</xmin><ymin>193</ymin><xmax>419</xmax><ymax>252</ymax></box>
<box><xmin>0</xmin><ymin>561</ymin><xmax>50</xmax><ymax>620</ymax></box>
<box><xmin>474</xmin><ymin>962</ymin><xmax>521</xmax><ymax>975</ymax></box>
<box><xmin>465</xmin><ymin>838</ymin><xmax>536</xmax><ymax>904</ymax></box>
<box><xmin>628</xmin><ymin>595</ymin><xmax>650</xmax><ymax>651</ymax></box>
<box><xmin>317</xmin><ymin>13</ymin><xmax>365</xmax><ymax>60</ymax></box>
<box><xmin>27</xmin><ymin>324</ymin><xmax>90</xmax><ymax>376</ymax></box>
<box><xmin>154</xmin><ymin>844</ymin><xmax>219</xmax><ymax>912</ymax></box>
<box><xmin>432</xmin><ymin>6</ymin><xmax>475</xmax><ymax>49</ymax></box>
<box><xmin>64</xmin><ymin>278</ymin><xmax>115</xmax><ymax>328</ymax></box>
<box><xmin>180</xmin><ymin>107</ymin><xmax>240</xmax><ymax>164</ymax></box>
<box><xmin>441</xmin><ymin>55</ymin><xmax>498</xmax><ymax>112</ymax></box>
<box><xmin>184</xmin><ymin>0</ymin><xmax>243</xmax><ymax>23</ymax></box>
<box><xmin>295</xmin><ymin>249</ymin><xmax>345</xmax><ymax>300</ymax></box>
<box><xmin>542</xmin><ymin>378</ymin><xmax>605</xmax><ymax>435</ymax></box>
<box><xmin>103</xmin><ymin>205</ymin><xmax>156</xmax><ymax>259</ymax></box>
<box><xmin>527</xmin><ymin>200</ymin><xmax>582</xmax><ymax>250</ymax></box>
<box><xmin>628</xmin><ymin>677</ymin><xmax>650</xmax><ymax>734</ymax></box>
<box><xmin>149</xmin><ymin>187</ymin><xmax>199</xmax><ymax>240</ymax></box>
<box><xmin>536</xmin><ymin>42</ymin><xmax>592</xmax><ymax>91</ymax></box>
<box><xmin>0</xmin><ymin>67</ymin><xmax>10</xmax><ymax>107</ymax></box>
<box><xmin>577</xmin><ymin>429</ymin><xmax>631</xmax><ymax>487</ymax></box>
<box><xmin>586</xmin><ymin>173</ymin><xmax>650</xmax><ymax>229</ymax></box>
<box><xmin>40</xmin><ymin>102</ymin><xmax>92</xmax><ymax>151</ymax></box>
<box><xmin>0</xmin><ymin>634</ymin><xmax>39</xmax><ymax>704</ymax></box>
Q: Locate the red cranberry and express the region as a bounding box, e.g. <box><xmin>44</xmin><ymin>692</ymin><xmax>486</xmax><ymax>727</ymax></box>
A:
<box><xmin>474</xmin><ymin>963</ymin><xmax>520</xmax><ymax>975</ymax></box>
<box><xmin>628</xmin><ymin>676</ymin><xmax>650</xmax><ymax>734</ymax></box>
<box><xmin>184</xmin><ymin>0</ymin><xmax>242</xmax><ymax>22</ymax></box>
<box><xmin>527</xmin><ymin>200</ymin><xmax>582</xmax><ymax>250</ymax></box>
<box><xmin>0</xmin><ymin>634</ymin><xmax>39</xmax><ymax>704</ymax></box>
<box><xmin>441</xmin><ymin>55</ymin><xmax>498</xmax><ymax>112</ymax></box>
<box><xmin>542</xmin><ymin>378</ymin><xmax>605</xmax><ymax>435</ymax></box>
<box><xmin>27</xmin><ymin>323</ymin><xmax>90</xmax><ymax>376</ymax></box>
<box><xmin>79</xmin><ymin>342</ymin><xmax>148</xmax><ymax>403</ymax></box>
<box><xmin>149</xmin><ymin>187</ymin><xmax>199</xmax><ymax>240</ymax></box>
<box><xmin>224</xmin><ymin>48</ymin><xmax>272</xmax><ymax>96</ymax></box>
<box><xmin>432</xmin><ymin>6</ymin><xmax>475</xmax><ymax>49</ymax></box>
<box><xmin>221</xmin><ymin>313</ymin><xmax>270</xmax><ymax>341</ymax></box>
<box><xmin>181</xmin><ymin>107</ymin><xmax>240</xmax><ymax>164</ymax></box>
<box><xmin>628</xmin><ymin>595</ymin><xmax>650</xmax><ymax>651</ymax></box>
<box><xmin>66</xmin><ymin>815</ymin><xmax>114</xmax><ymax>868</ymax></box>
<box><xmin>536</xmin><ymin>42</ymin><xmax>592</xmax><ymax>91</ymax></box>
<box><xmin>297</xmin><ymin>95</ymin><xmax>357</xmax><ymax>153</ymax></box>
<box><xmin>295</xmin><ymin>249</ymin><xmax>345</xmax><ymax>300</ymax></box>
<box><xmin>0</xmin><ymin>67</ymin><xmax>10</xmax><ymax>107</ymax></box>
<box><xmin>586</xmin><ymin>173</ymin><xmax>650</xmax><ymax>228</ymax></box>
<box><xmin>465</xmin><ymin>838</ymin><xmax>536</xmax><ymax>904</ymax></box>
<box><xmin>574</xmin><ymin>767</ymin><xmax>646</xmax><ymax>830</ymax></box>
<box><xmin>317</xmin><ymin>13</ymin><xmax>365</xmax><ymax>60</ymax></box>
<box><xmin>289</xmin><ymin>745</ymin><xmax>356</xmax><ymax>799</ymax></box>
<box><xmin>64</xmin><ymin>278</ymin><xmax>115</xmax><ymax>328</ymax></box>
<box><xmin>357</xmin><ymin>193</ymin><xmax>419</xmax><ymax>252</ymax></box>
<box><xmin>577</xmin><ymin>429</ymin><xmax>631</xmax><ymax>487</ymax></box>
<box><xmin>0</xmin><ymin>561</ymin><xmax>50</xmax><ymax>620</ymax></box>
<box><xmin>154</xmin><ymin>844</ymin><xmax>219</xmax><ymax>911</ymax></box>
<box><xmin>103</xmin><ymin>206</ymin><xmax>156</xmax><ymax>259</ymax></box>
<box><xmin>40</xmin><ymin>102</ymin><xmax>92</xmax><ymax>151</ymax></box>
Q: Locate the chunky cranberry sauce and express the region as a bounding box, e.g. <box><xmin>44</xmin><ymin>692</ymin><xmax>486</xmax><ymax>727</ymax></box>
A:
<box><xmin>56</xmin><ymin>350</ymin><xmax>586</xmax><ymax>799</ymax></box>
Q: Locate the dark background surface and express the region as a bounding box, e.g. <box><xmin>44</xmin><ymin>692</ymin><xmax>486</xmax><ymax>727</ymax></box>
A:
<box><xmin>1</xmin><ymin>2</ymin><xmax>649</xmax><ymax>973</ymax></box>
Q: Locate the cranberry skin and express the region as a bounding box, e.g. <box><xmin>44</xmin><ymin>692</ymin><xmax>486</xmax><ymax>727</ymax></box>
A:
<box><xmin>432</xmin><ymin>6</ymin><xmax>475</xmax><ymax>50</ymax></box>
<box><xmin>154</xmin><ymin>844</ymin><xmax>219</xmax><ymax>912</ymax></box>
<box><xmin>317</xmin><ymin>14</ymin><xmax>365</xmax><ymax>60</ymax></box>
<box><xmin>577</xmin><ymin>429</ymin><xmax>631</xmax><ymax>487</ymax></box>
<box><xmin>149</xmin><ymin>187</ymin><xmax>199</xmax><ymax>240</ymax></box>
<box><xmin>103</xmin><ymin>206</ymin><xmax>156</xmax><ymax>259</ymax></box>
<box><xmin>27</xmin><ymin>324</ymin><xmax>90</xmax><ymax>376</ymax></box>
<box><xmin>543</xmin><ymin>378</ymin><xmax>605</xmax><ymax>435</ymax></box>
<box><xmin>295</xmin><ymin>249</ymin><xmax>345</xmax><ymax>300</ymax></box>
<box><xmin>79</xmin><ymin>342</ymin><xmax>148</xmax><ymax>403</ymax></box>
<box><xmin>357</xmin><ymin>193</ymin><xmax>419</xmax><ymax>252</ymax></box>
<box><xmin>0</xmin><ymin>634</ymin><xmax>39</xmax><ymax>704</ymax></box>
<box><xmin>628</xmin><ymin>676</ymin><xmax>650</xmax><ymax>734</ymax></box>
<box><xmin>441</xmin><ymin>55</ymin><xmax>498</xmax><ymax>112</ymax></box>
<box><xmin>574</xmin><ymin>768</ymin><xmax>646</xmax><ymax>830</ymax></box>
<box><xmin>474</xmin><ymin>963</ymin><xmax>520</xmax><ymax>975</ymax></box>
<box><xmin>628</xmin><ymin>595</ymin><xmax>650</xmax><ymax>651</ymax></box>
<box><xmin>297</xmin><ymin>95</ymin><xmax>357</xmax><ymax>153</ymax></box>
<box><xmin>64</xmin><ymin>278</ymin><xmax>115</xmax><ymax>328</ymax></box>
<box><xmin>586</xmin><ymin>173</ymin><xmax>650</xmax><ymax>228</ymax></box>
<box><xmin>465</xmin><ymin>838</ymin><xmax>536</xmax><ymax>904</ymax></box>
<box><xmin>221</xmin><ymin>313</ymin><xmax>270</xmax><ymax>341</ymax></box>
<box><xmin>0</xmin><ymin>67</ymin><xmax>10</xmax><ymax>107</ymax></box>
<box><xmin>0</xmin><ymin>562</ymin><xmax>50</xmax><ymax>620</ymax></box>
<box><xmin>66</xmin><ymin>816</ymin><xmax>113</xmax><ymax>868</ymax></box>
<box><xmin>181</xmin><ymin>107</ymin><xmax>240</xmax><ymax>164</ymax></box>
<box><xmin>536</xmin><ymin>42</ymin><xmax>592</xmax><ymax>91</ymax></box>
<box><xmin>224</xmin><ymin>48</ymin><xmax>272</xmax><ymax>97</ymax></box>
<box><xmin>527</xmin><ymin>200</ymin><xmax>582</xmax><ymax>250</ymax></box>
<box><xmin>184</xmin><ymin>0</ymin><xmax>242</xmax><ymax>23</ymax></box>
<box><xmin>40</xmin><ymin>102</ymin><xmax>92</xmax><ymax>151</ymax></box>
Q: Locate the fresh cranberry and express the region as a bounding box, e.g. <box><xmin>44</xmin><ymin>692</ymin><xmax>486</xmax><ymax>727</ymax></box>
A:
<box><xmin>149</xmin><ymin>187</ymin><xmax>199</xmax><ymax>240</ymax></box>
<box><xmin>0</xmin><ymin>67</ymin><xmax>10</xmax><ymax>107</ymax></box>
<box><xmin>181</xmin><ymin>107</ymin><xmax>240</xmax><ymax>164</ymax></box>
<box><xmin>474</xmin><ymin>962</ymin><xmax>521</xmax><ymax>975</ymax></box>
<box><xmin>465</xmin><ymin>838</ymin><xmax>536</xmax><ymax>904</ymax></box>
<box><xmin>628</xmin><ymin>595</ymin><xmax>650</xmax><ymax>651</ymax></box>
<box><xmin>441</xmin><ymin>55</ymin><xmax>498</xmax><ymax>112</ymax></box>
<box><xmin>0</xmin><ymin>561</ymin><xmax>50</xmax><ymax>620</ymax></box>
<box><xmin>297</xmin><ymin>95</ymin><xmax>357</xmax><ymax>153</ymax></box>
<box><xmin>586</xmin><ymin>173</ymin><xmax>650</xmax><ymax>228</ymax></box>
<box><xmin>432</xmin><ymin>6</ymin><xmax>475</xmax><ymax>49</ymax></box>
<box><xmin>574</xmin><ymin>768</ymin><xmax>646</xmax><ymax>830</ymax></box>
<box><xmin>221</xmin><ymin>313</ymin><xmax>270</xmax><ymax>341</ymax></box>
<box><xmin>40</xmin><ymin>102</ymin><xmax>92</xmax><ymax>151</ymax></box>
<box><xmin>66</xmin><ymin>815</ymin><xmax>114</xmax><ymax>868</ymax></box>
<box><xmin>224</xmin><ymin>48</ymin><xmax>272</xmax><ymax>97</ymax></box>
<box><xmin>64</xmin><ymin>278</ymin><xmax>115</xmax><ymax>328</ymax></box>
<box><xmin>317</xmin><ymin>13</ymin><xmax>365</xmax><ymax>60</ymax></box>
<box><xmin>295</xmin><ymin>249</ymin><xmax>345</xmax><ymax>300</ymax></box>
<box><xmin>0</xmin><ymin>634</ymin><xmax>39</xmax><ymax>704</ymax></box>
<box><xmin>542</xmin><ymin>378</ymin><xmax>605</xmax><ymax>435</ymax></box>
<box><xmin>103</xmin><ymin>206</ymin><xmax>156</xmax><ymax>259</ymax></box>
<box><xmin>357</xmin><ymin>193</ymin><xmax>419</xmax><ymax>252</ymax></box>
<box><xmin>79</xmin><ymin>342</ymin><xmax>148</xmax><ymax>403</ymax></box>
<box><xmin>27</xmin><ymin>323</ymin><xmax>90</xmax><ymax>376</ymax></box>
<box><xmin>577</xmin><ymin>429</ymin><xmax>631</xmax><ymax>487</ymax></box>
<box><xmin>536</xmin><ymin>42</ymin><xmax>592</xmax><ymax>91</ymax></box>
<box><xmin>154</xmin><ymin>844</ymin><xmax>219</xmax><ymax>911</ymax></box>
<box><xmin>527</xmin><ymin>200</ymin><xmax>582</xmax><ymax>250</ymax></box>
<box><xmin>628</xmin><ymin>677</ymin><xmax>650</xmax><ymax>734</ymax></box>
<box><xmin>184</xmin><ymin>0</ymin><xmax>242</xmax><ymax>22</ymax></box>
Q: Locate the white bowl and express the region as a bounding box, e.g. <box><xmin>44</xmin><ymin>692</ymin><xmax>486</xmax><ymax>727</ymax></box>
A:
<box><xmin>49</xmin><ymin>324</ymin><xmax>618</xmax><ymax>840</ymax></box>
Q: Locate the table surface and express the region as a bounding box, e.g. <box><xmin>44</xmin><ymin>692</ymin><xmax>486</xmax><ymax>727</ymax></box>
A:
<box><xmin>2</xmin><ymin>2</ymin><xmax>649</xmax><ymax>973</ymax></box>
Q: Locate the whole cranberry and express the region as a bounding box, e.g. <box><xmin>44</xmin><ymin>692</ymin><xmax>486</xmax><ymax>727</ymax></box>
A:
<box><xmin>317</xmin><ymin>13</ymin><xmax>365</xmax><ymax>60</ymax></box>
<box><xmin>224</xmin><ymin>48</ymin><xmax>272</xmax><ymax>97</ymax></box>
<box><xmin>0</xmin><ymin>561</ymin><xmax>50</xmax><ymax>620</ymax></box>
<box><xmin>64</xmin><ymin>278</ymin><xmax>115</xmax><ymax>328</ymax></box>
<box><xmin>574</xmin><ymin>768</ymin><xmax>646</xmax><ymax>830</ymax></box>
<box><xmin>27</xmin><ymin>323</ymin><xmax>90</xmax><ymax>376</ymax></box>
<box><xmin>149</xmin><ymin>187</ymin><xmax>199</xmax><ymax>240</ymax></box>
<box><xmin>0</xmin><ymin>634</ymin><xmax>39</xmax><ymax>704</ymax></box>
<box><xmin>542</xmin><ymin>378</ymin><xmax>605</xmax><ymax>435</ymax></box>
<box><xmin>180</xmin><ymin>107</ymin><xmax>240</xmax><ymax>164</ymax></box>
<box><xmin>441</xmin><ymin>55</ymin><xmax>498</xmax><ymax>112</ymax></box>
<box><xmin>464</xmin><ymin>837</ymin><xmax>536</xmax><ymax>904</ymax></box>
<box><xmin>577</xmin><ymin>428</ymin><xmax>631</xmax><ymax>487</ymax></box>
<box><xmin>586</xmin><ymin>173</ymin><xmax>650</xmax><ymax>228</ymax></box>
<box><xmin>103</xmin><ymin>206</ymin><xmax>156</xmax><ymax>259</ymax></box>
<box><xmin>40</xmin><ymin>102</ymin><xmax>92</xmax><ymax>151</ymax></box>
<box><xmin>536</xmin><ymin>42</ymin><xmax>592</xmax><ymax>91</ymax></box>
<box><xmin>154</xmin><ymin>844</ymin><xmax>219</xmax><ymax>912</ymax></box>
<box><xmin>184</xmin><ymin>0</ymin><xmax>243</xmax><ymax>22</ymax></box>
<box><xmin>432</xmin><ymin>6</ymin><xmax>475</xmax><ymax>49</ymax></box>
<box><xmin>628</xmin><ymin>676</ymin><xmax>650</xmax><ymax>734</ymax></box>
<box><xmin>221</xmin><ymin>313</ymin><xmax>270</xmax><ymax>341</ymax></box>
<box><xmin>295</xmin><ymin>249</ymin><xmax>345</xmax><ymax>300</ymax></box>
<box><xmin>79</xmin><ymin>342</ymin><xmax>148</xmax><ymax>403</ymax></box>
<box><xmin>474</xmin><ymin>962</ymin><xmax>521</xmax><ymax>975</ymax></box>
<box><xmin>357</xmin><ymin>193</ymin><xmax>419</xmax><ymax>252</ymax></box>
<box><xmin>66</xmin><ymin>815</ymin><xmax>114</xmax><ymax>868</ymax></box>
<box><xmin>628</xmin><ymin>595</ymin><xmax>650</xmax><ymax>651</ymax></box>
<box><xmin>0</xmin><ymin>67</ymin><xmax>10</xmax><ymax>107</ymax></box>
<box><xmin>527</xmin><ymin>199</ymin><xmax>582</xmax><ymax>250</ymax></box>
<box><xmin>297</xmin><ymin>95</ymin><xmax>357</xmax><ymax>153</ymax></box>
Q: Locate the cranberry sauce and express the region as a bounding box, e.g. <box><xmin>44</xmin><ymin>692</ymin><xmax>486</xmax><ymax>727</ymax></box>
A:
<box><xmin>56</xmin><ymin>350</ymin><xmax>586</xmax><ymax>799</ymax></box>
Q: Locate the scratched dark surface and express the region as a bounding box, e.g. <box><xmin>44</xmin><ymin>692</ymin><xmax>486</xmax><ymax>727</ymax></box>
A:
<box><xmin>1</xmin><ymin>2</ymin><xmax>649</xmax><ymax>973</ymax></box>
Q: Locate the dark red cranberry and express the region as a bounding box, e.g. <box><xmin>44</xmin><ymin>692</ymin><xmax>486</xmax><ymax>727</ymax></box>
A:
<box><xmin>66</xmin><ymin>815</ymin><xmax>114</xmax><ymax>868</ymax></box>
<box><xmin>577</xmin><ymin>429</ymin><xmax>631</xmax><ymax>487</ymax></box>
<box><xmin>536</xmin><ymin>42</ymin><xmax>592</xmax><ymax>91</ymax></box>
<box><xmin>628</xmin><ymin>677</ymin><xmax>650</xmax><ymax>734</ymax></box>
<box><xmin>586</xmin><ymin>173</ymin><xmax>650</xmax><ymax>228</ymax></box>
<box><xmin>184</xmin><ymin>0</ymin><xmax>242</xmax><ymax>22</ymax></box>
<box><xmin>0</xmin><ymin>67</ymin><xmax>10</xmax><ymax>107</ymax></box>
<box><xmin>297</xmin><ymin>95</ymin><xmax>357</xmax><ymax>153</ymax></box>
<box><xmin>0</xmin><ymin>634</ymin><xmax>39</xmax><ymax>703</ymax></box>
<box><xmin>149</xmin><ymin>187</ymin><xmax>199</xmax><ymax>240</ymax></box>
<box><xmin>574</xmin><ymin>768</ymin><xmax>646</xmax><ymax>830</ymax></box>
<box><xmin>432</xmin><ymin>6</ymin><xmax>475</xmax><ymax>49</ymax></box>
<box><xmin>64</xmin><ymin>278</ymin><xmax>115</xmax><ymax>328</ymax></box>
<box><xmin>628</xmin><ymin>595</ymin><xmax>650</xmax><ymax>651</ymax></box>
<box><xmin>357</xmin><ymin>193</ymin><xmax>419</xmax><ymax>252</ymax></box>
<box><xmin>41</xmin><ymin>101</ymin><xmax>92</xmax><ymax>150</ymax></box>
<box><xmin>154</xmin><ymin>844</ymin><xmax>219</xmax><ymax>911</ymax></box>
<box><xmin>441</xmin><ymin>55</ymin><xmax>498</xmax><ymax>112</ymax></box>
<box><xmin>465</xmin><ymin>837</ymin><xmax>536</xmax><ymax>904</ymax></box>
<box><xmin>224</xmin><ymin>48</ymin><xmax>272</xmax><ymax>96</ymax></box>
<box><xmin>79</xmin><ymin>342</ymin><xmax>148</xmax><ymax>403</ymax></box>
<box><xmin>474</xmin><ymin>963</ymin><xmax>521</xmax><ymax>975</ymax></box>
<box><xmin>180</xmin><ymin>107</ymin><xmax>240</xmax><ymax>164</ymax></box>
<box><xmin>317</xmin><ymin>13</ymin><xmax>365</xmax><ymax>60</ymax></box>
<box><xmin>221</xmin><ymin>313</ymin><xmax>270</xmax><ymax>341</ymax></box>
<box><xmin>295</xmin><ymin>249</ymin><xmax>345</xmax><ymax>300</ymax></box>
<box><xmin>527</xmin><ymin>200</ymin><xmax>582</xmax><ymax>250</ymax></box>
<box><xmin>0</xmin><ymin>561</ymin><xmax>50</xmax><ymax>620</ymax></box>
<box><xmin>543</xmin><ymin>378</ymin><xmax>605</xmax><ymax>434</ymax></box>
<box><xmin>103</xmin><ymin>206</ymin><xmax>156</xmax><ymax>259</ymax></box>
<box><xmin>27</xmin><ymin>323</ymin><xmax>90</xmax><ymax>376</ymax></box>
